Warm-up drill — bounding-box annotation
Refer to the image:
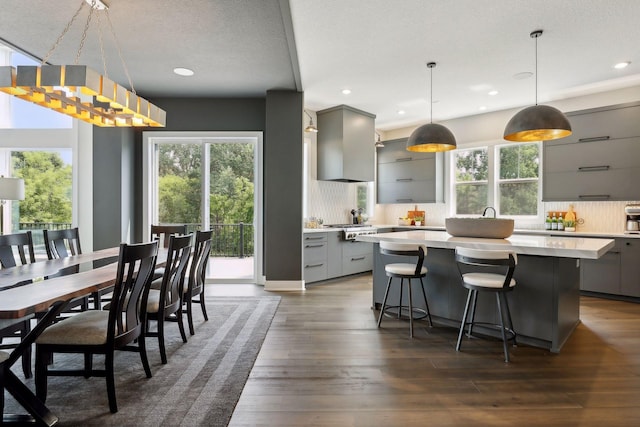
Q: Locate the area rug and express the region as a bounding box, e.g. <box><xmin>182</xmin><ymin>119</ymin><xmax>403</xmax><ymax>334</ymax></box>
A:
<box><xmin>6</xmin><ymin>296</ymin><xmax>280</xmax><ymax>426</ymax></box>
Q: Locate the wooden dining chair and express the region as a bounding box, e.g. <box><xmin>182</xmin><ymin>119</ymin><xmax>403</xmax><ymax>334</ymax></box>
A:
<box><xmin>183</xmin><ymin>230</ymin><xmax>213</xmax><ymax>335</ymax></box>
<box><xmin>43</xmin><ymin>227</ymin><xmax>82</xmax><ymax>260</ymax></box>
<box><xmin>150</xmin><ymin>224</ymin><xmax>187</xmax><ymax>248</ymax></box>
<box><xmin>34</xmin><ymin>241</ymin><xmax>159</xmax><ymax>414</ymax></box>
<box><xmin>0</xmin><ymin>231</ymin><xmax>36</xmax><ymax>378</ymax></box>
<box><xmin>146</xmin><ymin>234</ymin><xmax>192</xmax><ymax>364</ymax></box>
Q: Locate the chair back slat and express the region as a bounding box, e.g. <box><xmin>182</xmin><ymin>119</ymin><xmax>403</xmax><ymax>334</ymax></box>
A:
<box><xmin>187</xmin><ymin>230</ymin><xmax>213</xmax><ymax>296</ymax></box>
<box><xmin>159</xmin><ymin>234</ymin><xmax>192</xmax><ymax>312</ymax></box>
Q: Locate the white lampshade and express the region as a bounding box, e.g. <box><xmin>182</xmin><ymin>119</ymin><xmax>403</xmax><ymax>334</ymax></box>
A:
<box><xmin>0</xmin><ymin>177</ymin><xmax>25</xmax><ymax>201</ymax></box>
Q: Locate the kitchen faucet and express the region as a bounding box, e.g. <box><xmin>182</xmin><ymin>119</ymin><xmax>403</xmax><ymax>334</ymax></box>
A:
<box><xmin>482</xmin><ymin>206</ymin><xmax>496</xmax><ymax>218</ymax></box>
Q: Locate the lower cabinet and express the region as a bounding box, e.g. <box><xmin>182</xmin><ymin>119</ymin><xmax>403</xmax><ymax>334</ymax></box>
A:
<box><xmin>580</xmin><ymin>238</ymin><xmax>640</xmax><ymax>297</ymax></box>
<box><xmin>303</xmin><ymin>232</ymin><xmax>373</xmax><ymax>283</ymax></box>
<box><xmin>342</xmin><ymin>241</ymin><xmax>374</xmax><ymax>276</ymax></box>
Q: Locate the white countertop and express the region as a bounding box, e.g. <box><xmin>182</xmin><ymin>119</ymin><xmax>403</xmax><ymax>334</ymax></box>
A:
<box><xmin>356</xmin><ymin>230</ymin><xmax>615</xmax><ymax>259</ymax></box>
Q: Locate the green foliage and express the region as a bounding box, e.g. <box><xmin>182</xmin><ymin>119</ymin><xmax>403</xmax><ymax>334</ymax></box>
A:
<box><xmin>12</xmin><ymin>151</ymin><xmax>72</xmax><ymax>223</ymax></box>
<box><xmin>499</xmin><ymin>144</ymin><xmax>539</xmax><ymax>179</ymax></box>
<box><xmin>455</xmin><ymin>148</ymin><xmax>488</xmax><ymax>182</ymax></box>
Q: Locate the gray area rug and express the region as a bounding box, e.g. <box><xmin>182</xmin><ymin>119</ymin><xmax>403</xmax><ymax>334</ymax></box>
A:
<box><xmin>6</xmin><ymin>296</ymin><xmax>280</xmax><ymax>426</ymax></box>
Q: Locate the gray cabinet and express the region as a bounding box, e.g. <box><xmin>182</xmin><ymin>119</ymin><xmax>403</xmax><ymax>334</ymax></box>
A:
<box><xmin>376</xmin><ymin>138</ymin><xmax>444</xmax><ymax>204</ymax></box>
<box><xmin>342</xmin><ymin>240</ymin><xmax>373</xmax><ymax>276</ymax></box>
<box><xmin>543</xmin><ymin>102</ymin><xmax>640</xmax><ymax>201</ymax></box>
<box><xmin>303</xmin><ymin>233</ymin><xmax>328</xmax><ymax>283</ymax></box>
<box><xmin>580</xmin><ymin>238</ymin><xmax>640</xmax><ymax>298</ymax></box>
<box><xmin>317</xmin><ymin>105</ymin><xmax>376</xmax><ymax>182</ymax></box>
<box><xmin>303</xmin><ymin>231</ymin><xmax>372</xmax><ymax>283</ymax></box>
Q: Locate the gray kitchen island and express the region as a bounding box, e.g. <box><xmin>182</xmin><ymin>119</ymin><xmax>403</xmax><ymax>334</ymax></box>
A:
<box><xmin>356</xmin><ymin>230</ymin><xmax>615</xmax><ymax>352</ymax></box>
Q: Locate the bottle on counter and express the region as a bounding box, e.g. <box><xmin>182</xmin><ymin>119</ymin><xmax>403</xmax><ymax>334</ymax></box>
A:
<box><xmin>557</xmin><ymin>212</ymin><xmax>564</xmax><ymax>231</ymax></box>
<box><xmin>551</xmin><ymin>212</ymin><xmax>558</xmax><ymax>230</ymax></box>
<box><xmin>545</xmin><ymin>213</ymin><xmax>552</xmax><ymax>230</ymax></box>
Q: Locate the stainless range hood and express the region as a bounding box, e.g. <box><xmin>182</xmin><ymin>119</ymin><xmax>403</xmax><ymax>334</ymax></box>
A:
<box><xmin>316</xmin><ymin>105</ymin><xmax>376</xmax><ymax>182</ymax></box>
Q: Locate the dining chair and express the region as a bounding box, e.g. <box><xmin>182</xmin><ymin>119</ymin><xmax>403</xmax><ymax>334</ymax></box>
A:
<box><xmin>34</xmin><ymin>241</ymin><xmax>159</xmax><ymax>413</ymax></box>
<box><xmin>42</xmin><ymin>227</ymin><xmax>82</xmax><ymax>259</ymax></box>
<box><xmin>183</xmin><ymin>230</ymin><xmax>213</xmax><ymax>335</ymax></box>
<box><xmin>150</xmin><ymin>224</ymin><xmax>187</xmax><ymax>249</ymax></box>
<box><xmin>0</xmin><ymin>231</ymin><xmax>36</xmax><ymax>378</ymax></box>
<box><xmin>146</xmin><ymin>233</ymin><xmax>192</xmax><ymax>364</ymax></box>
<box><xmin>42</xmin><ymin>227</ymin><xmax>94</xmax><ymax>311</ymax></box>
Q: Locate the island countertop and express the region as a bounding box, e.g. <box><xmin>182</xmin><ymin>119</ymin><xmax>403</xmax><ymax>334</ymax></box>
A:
<box><xmin>356</xmin><ymin>230</ymin><xmax>614</xmax><ymax>259</ymax></box>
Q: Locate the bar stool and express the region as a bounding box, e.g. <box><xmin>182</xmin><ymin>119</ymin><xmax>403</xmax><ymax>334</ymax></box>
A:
<box><xmin>454</xmin><ymin>247</ymin><xmax>518</xmax><ymax>362</ymax></box>
<box><xmin>378</xmin><ymin>241</ymin><xmax>432</xmax><ymax>338</ymax></box>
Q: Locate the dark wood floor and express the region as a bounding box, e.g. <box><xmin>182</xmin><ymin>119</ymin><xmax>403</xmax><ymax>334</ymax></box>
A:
<box><xmin>209</xmin><ymin>274</ymin><xmax>640</xmax><ymax>427</ymax></box>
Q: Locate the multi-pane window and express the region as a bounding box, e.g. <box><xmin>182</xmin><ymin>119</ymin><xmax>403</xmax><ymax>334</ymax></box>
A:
<box><xmin>497</xmin><ymin>143</ymin><xmax>539</xmax><ymax>216</ymax></box>
<box><xmin>454</xmin><ymin>148</ymin><xmax>488</xmax><ymax>215</ymax></box>
<box><xmin>453</xmin><ymin>142</ymin><xmax>541</xmax><ymax>218</ymax></box>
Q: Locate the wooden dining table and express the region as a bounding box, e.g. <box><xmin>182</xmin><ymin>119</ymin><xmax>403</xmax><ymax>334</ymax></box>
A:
<box><xmin>0</xmin><ymin>246</ymin><xmax>166</xmax><ymax>425</ymax></box>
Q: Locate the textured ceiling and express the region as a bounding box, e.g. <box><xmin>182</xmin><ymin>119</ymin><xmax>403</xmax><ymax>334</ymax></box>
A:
<box><xmin>1</xmin><ymin>0</ymin><xmax>640</xmax><ymax>130</ymax></box>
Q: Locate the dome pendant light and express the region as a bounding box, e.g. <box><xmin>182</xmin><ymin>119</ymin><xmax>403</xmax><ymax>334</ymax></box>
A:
<box><xmin>407</xmin><ymin>62</ymin><xmax>457</xmax><ymax>152</ymax></box>
<box><xmin>503</xmin><ymin>30</ymin><xmax>572</xmax><ymax>142</ymax></box>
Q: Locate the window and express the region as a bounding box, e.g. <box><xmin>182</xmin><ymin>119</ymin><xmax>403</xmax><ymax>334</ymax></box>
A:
<box><xmin>497</xmin><ymin>143</ymin><xmax>540</xmax><ymax>216</ymax></box>
<box><xmin>356</xmin><ymin>182</ymin><xmax>374</xmax><ymax>219</ymax></box>
<box><xmin>454</xmin><ymin>148</ymin><xmax>488</xmax><ymax>215</ymax></box>
<box><xmin>452</xmin><ymin>142</ymin><xmax>541</xmax><ymax>218</ymax></box>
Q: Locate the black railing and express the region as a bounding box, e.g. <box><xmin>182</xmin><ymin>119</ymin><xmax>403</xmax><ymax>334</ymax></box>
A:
<box><xmin>18</xmin><ymin>222</ymin><xmax>253</xmax><ymax>259</ymax></box>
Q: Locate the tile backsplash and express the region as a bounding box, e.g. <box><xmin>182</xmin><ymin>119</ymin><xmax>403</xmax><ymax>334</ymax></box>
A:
<box><xmin>306</xmin><ymin>180</ymin><xmax>358</xmax><ymax>225</ymax></box>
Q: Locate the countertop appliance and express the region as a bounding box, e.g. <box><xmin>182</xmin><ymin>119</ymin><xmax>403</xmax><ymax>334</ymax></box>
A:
<box><xmin>625</xmin><ymin>204</ymin><xmax>640</xmax><ymax>234</ymax></box>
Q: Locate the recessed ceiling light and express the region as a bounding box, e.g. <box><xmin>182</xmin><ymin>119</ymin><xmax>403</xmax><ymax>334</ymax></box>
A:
<box><xmin>513</xmin><ymin>71</ymin><xmax>533</xmax><ymax>80</ymax></box>
<box><xmin>397</xmin><ymin>110</ymin><xmax>405</xmax><ymax>115</ymax></box>
<box><xmin>173</xmin><ymin>67</ymin><xmax>194</xmax><ymax>76</ymax></box>
<box><xmin>479</xmin><ymin>106</ymin><xmax>487</xmax><ymax>111</ymax></box>
<box><xmin>614</xmin><ymin>62</ymin><xmax>630</xmax><ymax>69</ymax></box>
<box><xmin>488</xmin><ymin>90</ymin><xmax>499</xmax><ymax>96</ymax></box>
<box><xmin>341</xmin><ymin>89</ymin><xmax>351</xmax><ymax>95</ymax></box>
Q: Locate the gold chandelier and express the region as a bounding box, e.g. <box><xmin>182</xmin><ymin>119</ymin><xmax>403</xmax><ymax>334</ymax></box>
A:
<box><xmin>0</xmin><ymin>0</ymin><xmax>165</xmax><ymax>127</ymax></box>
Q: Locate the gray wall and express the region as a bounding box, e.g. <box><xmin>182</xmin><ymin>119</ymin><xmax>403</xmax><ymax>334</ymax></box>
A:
<box><xmin>264</xmin><ymin>90</ymin><xmax>304</xmax><ymax>280</ymax></box>
<box><xmin>92</xmin><ymin>94</ymin><xmax>304</xmax><ymax>282</ymax></box>
<box><xmin>93</xmin><ymin>127</ymin><xmax>136</xmax><ymax>250</ymax></box>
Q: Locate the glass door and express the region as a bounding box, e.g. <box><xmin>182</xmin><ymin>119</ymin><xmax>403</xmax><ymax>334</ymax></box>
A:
<box><xmin>144</xmin><ymin>132</ymin><xmax>262</xmax><ymax>284</ymax></box>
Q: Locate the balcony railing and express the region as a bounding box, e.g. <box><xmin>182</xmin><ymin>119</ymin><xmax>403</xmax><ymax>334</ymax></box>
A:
<box><xmin>18</xmin><ymin>222</ymin><xmax>253</xmax><ymax>259</ymax></box>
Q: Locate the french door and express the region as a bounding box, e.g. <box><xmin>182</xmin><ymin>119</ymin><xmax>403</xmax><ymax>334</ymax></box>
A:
<box><xmin>143</xmin><ymin>131</ymin><xmax>263</xmax><ymax>284</ymax></box>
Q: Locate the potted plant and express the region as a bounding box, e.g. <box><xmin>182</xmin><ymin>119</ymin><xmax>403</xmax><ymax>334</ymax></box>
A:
<box><xmin>414</xmin><ymin>216</ymin><xmax>424</xmax><ymax>226</ymax></box>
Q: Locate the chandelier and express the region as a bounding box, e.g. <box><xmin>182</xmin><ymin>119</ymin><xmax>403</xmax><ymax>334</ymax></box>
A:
<box><xmin>0</xmin><ymin>0</ymin><xmax>165</xmax><ymax>127</ymax></box>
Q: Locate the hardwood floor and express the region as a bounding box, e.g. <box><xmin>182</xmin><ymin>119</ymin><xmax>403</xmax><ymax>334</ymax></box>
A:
<box><xmin>209</xmin><ymin>274</ymin><xmax>640</xmax><ymax>427</ymax></box>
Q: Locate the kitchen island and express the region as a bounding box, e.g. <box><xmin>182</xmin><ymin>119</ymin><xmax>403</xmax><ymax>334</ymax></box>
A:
<box><xmin>356</xmin><ymin>230</ymin><xmax>615</xmax><ymax>352</ymax></box>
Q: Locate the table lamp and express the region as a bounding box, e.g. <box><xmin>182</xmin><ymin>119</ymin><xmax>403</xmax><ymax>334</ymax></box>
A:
<box><xmin>0</xmin><ymin>176</ymin><xmax>25</xmax><ymax>235</ymax></box>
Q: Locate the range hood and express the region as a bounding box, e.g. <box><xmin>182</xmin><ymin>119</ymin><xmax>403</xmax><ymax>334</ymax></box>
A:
<box><xmin>316</xmin><ymin>105</ymin><xmax>376</xmax><ymax>182</ymax></box>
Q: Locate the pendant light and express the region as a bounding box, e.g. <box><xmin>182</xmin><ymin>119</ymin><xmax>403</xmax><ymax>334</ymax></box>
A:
<box><xmin>406</xmin><ymin>62</ymin><xmax>457</xmax><ymax>152</ymax></box>
<box><xmin>304</xmin><ymin>110</ymin><xmax>318</xmax><ymax>133</ymax></box>
<box><xmin>503</xmin><ymin>30</ymin><xmax>572</xmax><ymax>142</ymax></box>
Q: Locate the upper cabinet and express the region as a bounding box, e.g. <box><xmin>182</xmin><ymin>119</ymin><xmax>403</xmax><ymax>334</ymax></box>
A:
<box><xmin>542</xmin><ymin>102</ymin><xmax>640</xmax><ymax>201</ymax></box>
<box><xmin>317</xmin><ymin>105</ymin><xmax>376</xmax><ymax>182</ymax></box>
<box><xmin>376</xmin><ymin>138</ymin><xmax>444</xmax><ymax>204</ymax></box>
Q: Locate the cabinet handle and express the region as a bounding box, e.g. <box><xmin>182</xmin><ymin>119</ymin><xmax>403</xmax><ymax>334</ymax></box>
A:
<box><xmin>305</xmin><ymin>263</ymin><xmax>324</xmax><ymax>268</ymax></box>
<box><xmin>305</xmin><ymin>236</ymin><xmax>324</xmax><ymax>240</ymax></box>
<box><xmin>305</xmin><ymin>244</ymin><xmax>325</xmax><ymax>248</ymax></box>
<box><xmin>578</xmin><ymin>136</ymin><xmax>610</xmax><ymax>142</ymax></box>
<box><xmin>578</xmin><ymin>165</ymin><xmax>610</xmax><ymax>172</ymax></box>
<box><xmin>351</xmin><ymin>256</ymin><xmax>366</xmax><ymax>261</ymax></box>
<box><xmin>395</xmin><ymin>157</ymin><xmax>413</xmax><ymax>162</ymax></box>
<box><xmin>396</xmin><ymin>178</ymin><xmax>413</xmax><ymax>182</ymax></box>
<box><xmin>578</xmin><ymin>194</ymin><xmax>611</xmax><ymax>200</ymax></box>
<box><xmin>396</xmin><ymin>198</ymin><xmax>413</xmax><ymax>202</ymax></box>
<box><xmin>608</xmin><ymin>251</ymin><xmax>620</xmax><ymax>254</ymax></box>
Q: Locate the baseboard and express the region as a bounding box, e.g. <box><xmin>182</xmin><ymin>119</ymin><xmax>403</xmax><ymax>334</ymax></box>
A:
<box><xmin>264</xmin><ymin>280</ymin><xmax>305</xmax><ymax>291</ymax></box>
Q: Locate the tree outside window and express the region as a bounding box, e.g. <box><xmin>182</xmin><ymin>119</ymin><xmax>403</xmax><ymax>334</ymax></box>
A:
<box><xmin>498</xmin><ymin>143</ymin><xmax>539</xmax><ymax>216</ymax></box>
<box><xmin>454</xmin><ymin>148</ymin><xmax>488</xmax><ymax>215</ymax></box>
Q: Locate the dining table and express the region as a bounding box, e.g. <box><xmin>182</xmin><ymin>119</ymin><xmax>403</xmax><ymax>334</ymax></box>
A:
<box><xmin>0</xmin><ymin>246</ymin><xmax>166</xmax><ymax>426</ymax></box>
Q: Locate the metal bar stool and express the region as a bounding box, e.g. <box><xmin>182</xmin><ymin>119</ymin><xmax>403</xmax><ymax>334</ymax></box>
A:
<box><xmin>378</xmin><ymin>241</ymin><xmax>432</xmax><ymax>338</ymax></box>
<box><xmin>454</xmin><ymin>247</ymin><xmax>518</xmax><ymax>362</ymax></box>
